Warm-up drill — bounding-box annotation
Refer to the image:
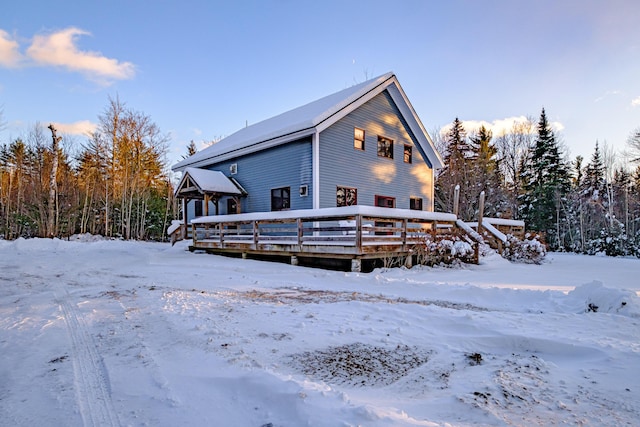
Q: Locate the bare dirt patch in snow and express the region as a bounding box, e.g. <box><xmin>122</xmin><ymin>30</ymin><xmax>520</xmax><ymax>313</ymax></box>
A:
<box><xmin>288</xmin><ymin>343</ymin><xmax>431</xmax><ymax>387</ymax></box>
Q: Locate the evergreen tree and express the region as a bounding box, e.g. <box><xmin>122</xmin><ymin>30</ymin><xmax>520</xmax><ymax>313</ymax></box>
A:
<box><xmin>469</xmin><ymin>125</ymin><xmax>504</xmax><ymax>216</ymax></box>
<box><xmin>183</xmin><ymin>140</ymin><xmax>197</xmax><ymax>159</ymax></box>
<box><xmin>519</xmin><ymin>108</ymin><xmax>570</xmax><ymax>249</ymax></box>
<box><xmin>435</xmin><ymin>118</ymin><xmax>477</xmax><ymax>220</ymax></box>
<box><xmin>584</xmin><ymin>140</ymin><xmax>604</xmax><ymax>198</ymax></box>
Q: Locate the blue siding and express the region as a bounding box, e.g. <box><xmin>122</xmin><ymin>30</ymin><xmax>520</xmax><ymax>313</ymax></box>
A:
<box><xmin>203</xmin><ymin>137</ymin><xmax>313</xmax><ymax>214</ymax></box>
<box><xmin>318</xmin><ymin>90</ymin><xmax>434</xmax><ymax>210</ymax></box>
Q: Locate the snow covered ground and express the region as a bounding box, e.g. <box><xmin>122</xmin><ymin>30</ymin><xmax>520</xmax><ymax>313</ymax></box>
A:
<box><xmin>1</xmin><ymin>237</ymin><xmax>639</xmax><ymax>426</ymax></box>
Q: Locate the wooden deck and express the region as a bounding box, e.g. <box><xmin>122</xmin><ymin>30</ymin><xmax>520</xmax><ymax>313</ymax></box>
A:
<box><xmin>189</xmin><ymin>206</ymin><xmax>473</xmax><ymax>271</ymax></box>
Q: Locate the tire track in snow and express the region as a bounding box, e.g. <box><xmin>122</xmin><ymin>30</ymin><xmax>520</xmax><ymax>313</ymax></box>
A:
<box><xmin>58</xmin><ymin>292</ymin><xmax>120</xmax><ymax>427</ymax></box>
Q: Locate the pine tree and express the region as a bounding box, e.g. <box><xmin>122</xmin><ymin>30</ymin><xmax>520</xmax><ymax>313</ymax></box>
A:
<box><xmin>469</xmin><ymin>125</ymin><xmax>504</xmax><ymax>217</ymax></box>
<box><xmin>183</xmin><ymin>140</ymin><xmax>197</xmax><ymax>159</ymax></box>
<box><xmin>584</xmin><ymin>141</ymin><xmax>604</xmax><ymax>198</ymax></box>
<box><xmin>435</xmin><ymin>118</ymin><xmax>477</xmax><ymax>220</ymax></box>
<box><xmin>519</xmin><ymin>108</ymin><xmax>570</xmax><ymax>249</ymax></box>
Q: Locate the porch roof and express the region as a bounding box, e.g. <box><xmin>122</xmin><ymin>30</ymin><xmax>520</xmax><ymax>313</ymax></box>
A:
<box><xmin>175</xmin><ymin>167</ymin><xmax>243</xmax><ymax>199</ymax></box>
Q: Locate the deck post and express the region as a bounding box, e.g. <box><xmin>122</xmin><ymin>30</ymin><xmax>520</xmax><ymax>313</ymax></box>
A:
<box><xmin>291</xmin><ymin>255</ymin><xmax>299</xmax><ymax>266</ymax></box>
<box><xmin>355</xmin><ymin>215</ymin><xmax>363</xmax><ymax>252</ymax></box>
<box><xmin>453</xmin><ymin>184</ymin><xmax>460</xmax><ymax>217</ymax></box>
<box><xmin>351</xmin><ymin>258</ymin><xmax>362</xmax><ymax>272</ymax></box>
<box><xmin>401</xmin><ymin>218</ymin><xmax>408</xmax><ymax>251</ymax></box>
<box><xmin>253</xmin><ymin>220</ymin><xmax>259</xmax><ymax>249</ymax></box>
<box><xmin>297</xmin><ymin>218</ymin><xmax>303</xmax><ymax>247</ymax></box>
<box><xmin>477</xmin><ymin>191</ymin><xmax>485</xmax><ymax>237</ymax></box>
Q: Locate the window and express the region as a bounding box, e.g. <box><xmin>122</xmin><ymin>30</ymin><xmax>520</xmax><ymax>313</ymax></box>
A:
<box><xmin>377</xmin><ymin>136</ymin><xmax>393</xmax><ymax>159</ymax></box>
<box><xmin>410</xmin><ymin>197</ymin><xmax>423</xmax><ymax>211</ymax></box>
<box><xmin>336</xmin><ymin>186</ymin><xmax>357</xmax><ymax>207</ymax></box>
<box><xmin>404</xmin><ymin>145</ymin><xmax>412</xmax><ymax>163</ymax></box>
<box><xmin>374</xmin><ymin>195</ymin><xmax>395</xmax><ymax>235</ymax></box>
<box><xmin>375</xmin><ymin>195</ymin><xmax>395</xmax><ymax>208</ymax></box>
<box><xmin>271</xmin><ymin>187</ymin><xmax>290</xmax><ymax>211</ymax></box>
<box><xmin>194</xmin><ymin>200</ymin><xmax>203</xmax><ymax>217</ymax></box>
<box><xmin>354</xmin><ymin>128</ymin><xmax>365</xmax><ymax>150</ymax></box>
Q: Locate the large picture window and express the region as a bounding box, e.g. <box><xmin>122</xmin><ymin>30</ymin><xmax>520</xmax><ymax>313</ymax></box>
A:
<box><xmin>336</xmin><ymin>186</ymin><xmax>357</xmax><ymax>207</ymax></box>
<box><xmin>354</xmin><ymin>128</ymin><xmax>365</xmax><ymax>150</ymax></box>
<box><xmin>271</xmin><ymin>187</ymin><xmax>290</xmax><ymax>211</ymax></box>
<box><xmin>377</xmin><ymin>136</ymin><xmax>393</xmax><ymax>159</ymax></box>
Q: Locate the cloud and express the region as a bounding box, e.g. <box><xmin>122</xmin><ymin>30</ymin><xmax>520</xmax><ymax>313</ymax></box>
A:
<box><xmin>594</xmin><ymin>90</ymin><xmax>621</xmax><ymax>103</ymax></box>
<box><xmin>52</xmin><ymin>120</ymin><xmax>97</xmax><ymax>136</ymax></box>
<box><xmin>632</xmin><ymin>97</ymin><xmax>640</xmax><ymax>107</ymax></box>
<box><xmin>0</xmin><ymin>29</ymin><xmax>22</xmax><ymax>67</ymax></box>
<box><xmin>25</xmin><ymin>27</ymin><xmax>135</xmax><ymax>83</ymax></box>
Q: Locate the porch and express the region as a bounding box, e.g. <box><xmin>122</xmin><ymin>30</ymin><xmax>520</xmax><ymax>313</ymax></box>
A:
<box><xmin>188</xmin><ymin>206</ymin><xmax>473</xmax><ymax>272</ymax></box>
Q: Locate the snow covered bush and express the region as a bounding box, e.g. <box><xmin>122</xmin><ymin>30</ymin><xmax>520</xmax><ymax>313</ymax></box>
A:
<box><xmin>501</xmin><ymin>233</ymin><xmax>546</xmax><ymax>264</ymax></box>
<box><xmin>412</xmin><ymin>237</ymin><xmax>476</xmax><ymax>266</ymax></box>
<box><xmin>584</xmin><ymin>220</ymin><xmax>637</xmax><ymax>257</ymax></box>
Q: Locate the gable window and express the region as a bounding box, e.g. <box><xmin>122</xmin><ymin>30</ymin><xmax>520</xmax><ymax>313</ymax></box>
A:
<box><xmin>337</xmin><ymin>186</ymin><xmax>357</xmax><ymax>207</ymax></box>
<box><xmin>404</xmin><ymin>145</ymin><xmax>412</xmax><ymax>163</ymax></box>
<box><xmin>410</xmin><ymin>197</ymin><xmax>423</xmax><ymax>211</ymax></box>
<box><xmin>354</xmin><ymin>128</ymin><xmax>365</xmax><ymax>150</ymax></box>
<box><xmin>377</xmin><ymin>136</ymin><xmax>393</xmax><ymax>159</ymax></box>
<box><xmin>271</xmin><ymin>187</ymin><xmax>290</xmax><ymax>211</ymax></box>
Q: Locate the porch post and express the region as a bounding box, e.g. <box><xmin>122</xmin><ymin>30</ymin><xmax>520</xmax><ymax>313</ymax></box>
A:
<box><xmin>182</xmin><ymin>197</ymin><xmax>188</xmax><ymax>239</ymax></box>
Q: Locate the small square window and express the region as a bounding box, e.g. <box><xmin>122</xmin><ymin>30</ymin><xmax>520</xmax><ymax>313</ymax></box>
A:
<box><xmin>354</xmin><ymin>128</ymin><xmax>365</xmax><ymax>150</ymax></box>
<box><xmin>404</xmin><ymin>145</ymin><xmax>412</xmax><ymax>163</ymax></box>
<box><xmin>377</xmin><ymin>136</ymin><xmax>393</xmax><ymax>159</ymax></box>
<box><xmin>410</xmin><ymin>197</ymin><xmax>423</xmax><ymax>210</ymax></box>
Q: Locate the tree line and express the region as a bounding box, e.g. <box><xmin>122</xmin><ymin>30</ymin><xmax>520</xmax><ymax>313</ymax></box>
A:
<box><xmin>435</xmin><ymin>108</ymin><xmax>640</xmax><ymax>256</ymax></box>
<box><xmin>0</xmin><ymin>98</ymin><xmax>176</xmax><ymax>240</ymax></box>
<box><xmin>2</xmin><ymin>99</ymin><xmax>640</xmax><ymax>255</ymax></box>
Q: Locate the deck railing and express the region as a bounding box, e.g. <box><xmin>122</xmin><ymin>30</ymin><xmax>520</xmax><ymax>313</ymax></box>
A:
<box><xmin>189</xmin><ymin>206</ymin><xmax>471</xmax><ymax>270</ymax></box>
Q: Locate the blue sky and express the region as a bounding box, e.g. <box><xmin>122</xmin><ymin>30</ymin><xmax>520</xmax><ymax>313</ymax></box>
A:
<box><xmin>1</xmin><ymin>0</ymin><xmax>639</xmax><ymax>170</ymax></box>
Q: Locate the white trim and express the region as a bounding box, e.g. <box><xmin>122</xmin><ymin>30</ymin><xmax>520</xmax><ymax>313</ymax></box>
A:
<box><xmin>312</xmin><ymin>130</ymin><xmax>320</xmax><ymax>209</ymax></box>
<box><xmin>173</xmin><ymin>128</ymin><xmax>315</xmax><ymax>172</ymax></box>
<box><xmin>315</xmin><ymin>75</ymin><xmax>394</xmax><ymax>133</ymax></box>
<box><xmin>386</xmin><ymin>81</ymin><xmax>444</xmax><ymax>169</ymax></box>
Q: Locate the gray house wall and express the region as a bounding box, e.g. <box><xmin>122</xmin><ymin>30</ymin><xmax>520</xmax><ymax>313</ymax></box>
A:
<box><xmin>318</xmin><ymin>90</ymin><xmax>434</xmax><ymax>210</ymax></box>
<box><xmin>195</xmin><ymin>137</ymin><xmax>313</xmax><ymax>216</ymax></box>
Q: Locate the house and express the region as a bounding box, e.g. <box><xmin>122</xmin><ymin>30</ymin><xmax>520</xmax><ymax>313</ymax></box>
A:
<box><xmin>172</xmin><ymin>72</ymin><xmax>444</xmax><ymax>223</ymax></box>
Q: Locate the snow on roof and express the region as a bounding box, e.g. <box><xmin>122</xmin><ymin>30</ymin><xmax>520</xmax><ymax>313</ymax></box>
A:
<box><xmin>182</xmin><ymin>167</ymin><xmax>242</xmax><ymax>195</ymax></box>
<box><xmin>173</xmin><ymin>72</ymin><xmax>403</xmax><ymax>171</ymax></box>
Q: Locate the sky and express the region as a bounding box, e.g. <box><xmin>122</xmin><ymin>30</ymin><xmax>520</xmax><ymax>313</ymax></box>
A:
<box><xmin>1</xmin><ymin>0</ymin><xmax>639</xmax><ymax>172</ymax></box>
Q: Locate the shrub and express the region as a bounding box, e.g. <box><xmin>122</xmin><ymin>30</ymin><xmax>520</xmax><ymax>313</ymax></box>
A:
<box><xmin>412</xmin><ymin>236</ymin><xmax>476</xmax><ymax>266</ymax></box>
<box><xmin>501</xmin><ymin>233</ymin><xmax>546</xmax><ymax>264</ymax></box>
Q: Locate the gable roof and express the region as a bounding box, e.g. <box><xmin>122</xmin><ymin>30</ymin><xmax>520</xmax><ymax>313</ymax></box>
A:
<box><xmin>172</xmin><ymin>72</ymin><xmax>443</xmax><ymax>171</ymax></box>
<box><xmin>175</xmin><ymin>167</ymin><xmax>243</xmax><ymax>197</ymax></box>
